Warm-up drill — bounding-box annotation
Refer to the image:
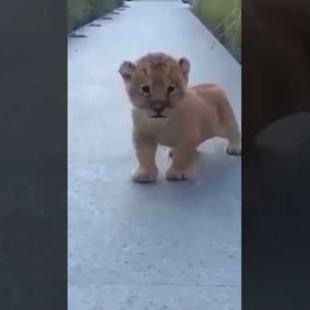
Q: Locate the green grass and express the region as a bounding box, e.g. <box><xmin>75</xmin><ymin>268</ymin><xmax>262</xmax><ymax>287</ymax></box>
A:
<box><xmin>68</xmin><ymin>0</ymin><xmax>123</xmax><ymax>33</ymax></box>
<box><xmin>193</xmin><ymin>0</ymin><xmax>241</xmax><ymax>62</ymax></box>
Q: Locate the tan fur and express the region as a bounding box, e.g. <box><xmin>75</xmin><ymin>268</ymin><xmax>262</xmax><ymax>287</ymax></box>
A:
<box><xmin>119</xmin><ymin>52</ymin><xmax>241</xmax><ymax>182</ymax></box>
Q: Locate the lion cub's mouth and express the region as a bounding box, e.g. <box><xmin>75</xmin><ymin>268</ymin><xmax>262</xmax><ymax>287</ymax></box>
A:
<box><xmin>150</xmin><ymin>114</ymin><xmax>167</xmax><ymax>118</ymax></box>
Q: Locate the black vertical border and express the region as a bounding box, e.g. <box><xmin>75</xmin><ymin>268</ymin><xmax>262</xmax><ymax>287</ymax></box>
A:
<box><xmin>0</xmin><ymin>1</ymin><xmax>67</xmax><ymax>309</ymax></box>
<box><xmin>243</xmin><ymin>1</ymin><xmax>310</xmax><ymax>309</ymax></box>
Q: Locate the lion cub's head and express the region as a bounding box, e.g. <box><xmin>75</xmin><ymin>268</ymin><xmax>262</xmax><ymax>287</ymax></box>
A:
<box><xmin>119</xmin><ymin>52</ymin><xmax>190</xmax><ymax>118</ymax></box>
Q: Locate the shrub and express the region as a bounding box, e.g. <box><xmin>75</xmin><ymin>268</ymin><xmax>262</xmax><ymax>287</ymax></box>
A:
<box><xmin>193</xmin><ymin>0</ymin><xmax>241</xmax><ymax>62</ymax></box>
<box><xmin>68</xmin><ymin>0</ymin><xmax>123</xmax><ymax>32</ymax></box>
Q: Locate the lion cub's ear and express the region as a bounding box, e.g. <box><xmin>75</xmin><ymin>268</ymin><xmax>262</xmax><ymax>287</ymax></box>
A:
<box><xmin>118</xmin><ymin>61</ymin><xmax>136</xmax><ymax>82</ymax></box>
<box><xmin>179</xmin><ymin>57</ymin><xmax>190</xmax><ymax>81</ymax></box>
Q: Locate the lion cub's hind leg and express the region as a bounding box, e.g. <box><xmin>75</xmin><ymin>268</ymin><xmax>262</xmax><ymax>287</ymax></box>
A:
<box><xmin>215</xmin><ymin>89</ymin><xmax>242</xmax><ymax>156</ymax></box>
<box><xmin>225</xmin><ymin>124</ymin><xmax>242</xmax><ymax>156</ymax></box>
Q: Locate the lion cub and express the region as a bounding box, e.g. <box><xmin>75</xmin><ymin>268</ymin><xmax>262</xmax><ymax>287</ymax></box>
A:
<box><xmin>119</xmin><ymin>52</ymin><xmax>241</xmax><ymax>182</ymax></box>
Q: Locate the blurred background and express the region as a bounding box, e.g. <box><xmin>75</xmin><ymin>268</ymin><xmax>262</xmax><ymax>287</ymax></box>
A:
<box><xmin>68</xmin><ymin>0</ymin><xmax>241</xmax><ymax>62</ymax></box>
<box><xmin>68</xmin><ymin>0</ymin><xmax>125</xmax><ymax>32</ymax></box>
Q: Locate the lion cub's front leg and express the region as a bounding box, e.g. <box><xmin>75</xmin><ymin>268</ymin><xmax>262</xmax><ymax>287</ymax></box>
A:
<box><xmin>166</xmin><ymin>143</ymin><xmax>196</xmax><ymax>181</ymax></box>
<box><xmin>132</xmin><ymin>131</ymin><xmax>158</xmax><ymax>183</ymax></box>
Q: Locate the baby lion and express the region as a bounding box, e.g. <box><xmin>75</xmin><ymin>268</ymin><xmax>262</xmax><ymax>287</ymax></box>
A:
<box><xmin>119</xmin><ymin>52</ymin><xmax>241</xmax><ymax>182</ymax></box>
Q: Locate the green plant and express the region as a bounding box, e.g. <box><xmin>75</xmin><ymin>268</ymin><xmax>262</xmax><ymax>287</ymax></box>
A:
<box><xmin>68</xmin><ymin>0</ymin><xmax>123</xmax><ymax>33</ymax></box>
<box><xmin>193</xmin><ymin>0</ymin><xmax>241</xmax><ymax>62</ymax></box>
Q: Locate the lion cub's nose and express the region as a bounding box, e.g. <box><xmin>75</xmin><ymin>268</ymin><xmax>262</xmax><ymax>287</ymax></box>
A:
<box><xmin>154</xmin><ymin>107</ymin><xmax>164</xmax><ymax>113</ymax></box>
<box><xmin>151</xmin><ymin>100</ymin><xmax>165</xmax><ymax>112</ymax></box>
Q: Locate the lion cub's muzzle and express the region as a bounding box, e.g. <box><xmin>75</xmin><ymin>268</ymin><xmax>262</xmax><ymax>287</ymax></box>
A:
<box><xmin>149</xmin><ymin>100</ymin><xmax>170</xmax><ymax>118</ymax></box>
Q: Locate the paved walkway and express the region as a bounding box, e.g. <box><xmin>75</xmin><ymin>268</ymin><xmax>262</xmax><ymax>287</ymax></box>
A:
<box><xmin>68</xmin><ymin>1</ymin><xmax>241</xmax><ymax>309</ymax></box>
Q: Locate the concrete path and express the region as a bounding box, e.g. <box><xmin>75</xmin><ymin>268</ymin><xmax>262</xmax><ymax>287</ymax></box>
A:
<box><xmin>68</xmin><ymin>1</ymin><xmax>241</xmax><ymax>309</ymax></box>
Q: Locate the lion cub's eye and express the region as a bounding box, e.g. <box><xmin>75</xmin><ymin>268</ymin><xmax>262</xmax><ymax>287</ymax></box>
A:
<box><xmin>141</xmin><ymin>85</ymin><xmax>151</xmax><ymax>95</ymax></box>
<box><xmin>167</xmin><ymin>85</ymin><xmax>175</xmax><ymax>94</ymax></box>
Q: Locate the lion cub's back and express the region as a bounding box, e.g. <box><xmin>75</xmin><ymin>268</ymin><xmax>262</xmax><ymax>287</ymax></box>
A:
<box><xmin>189</xmin><ymin>83</ymin><xmax>233</xmax><ymax>121</ymax></box>
<box><xmin>189</xmin><ymin>83</ymin><xmax>226</xmax><ymax>103</ymax></box>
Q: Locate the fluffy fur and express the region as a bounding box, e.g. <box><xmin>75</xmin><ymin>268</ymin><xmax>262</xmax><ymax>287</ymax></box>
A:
<box><xmin>119</xmin><ymin>52</ymin><xmax>241</xmax><ymax>182</ymax></box>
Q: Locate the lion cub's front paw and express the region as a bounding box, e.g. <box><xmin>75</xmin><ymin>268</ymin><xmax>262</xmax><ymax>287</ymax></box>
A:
<box><xmin>166</xmin><ymin>166</ymin><xmax>188</xmax><ymax>181</ymax></box>
<box><xmin>226</xmin><ymin>144</ymin><xmax>242</xmax><ymax>156</ymax></box>
<box><xmin>131</xmin><ymin>167</ymin><xmax>158</xmax><ymax>183</ymax></box>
